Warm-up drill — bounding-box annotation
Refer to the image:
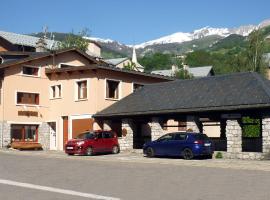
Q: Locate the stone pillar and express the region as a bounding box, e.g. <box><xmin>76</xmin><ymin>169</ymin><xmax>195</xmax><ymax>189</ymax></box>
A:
<box><xmin>0</xmin><ymin>121</ymin><xmax>11</xmax><ymax>148</ymax></box>
<box><xmin>119</xmin><ymin>119</ymin><xmax>134</xmax><ymax>150</ymax></box>
<box><xmin>148</xmin><ymin>117</ymin><xmax>165</xmax><ymax>141</ymax></box>
<box><xmin>186</xmin><ymin>116</ymin><xmax>200</xmax><ymax>132</ymax></box>
<box><xmin>226</xmin><ymin>119</ymin><xmax>242</xmax><ymax>158</ymax></box>
<box><xmin>103</xmin><ymin>120</ymin><xmax>112</xmax><ymax>130</ymax></box>
<box><xmin>38</xmin><ymin>122</ymin><xmax>50</xmax><ymax>150</ymax></box>
<box><xmin>262</xmin><ymin>117</ymin><xmax>270</xmax><ymax>155</ymax></box>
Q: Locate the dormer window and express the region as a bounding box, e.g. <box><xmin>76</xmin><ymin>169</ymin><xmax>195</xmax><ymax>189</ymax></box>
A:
<box><xmin>22</xmin><ymin>66</ymin><xmax>40</xmax><ymax>77</ymax></box>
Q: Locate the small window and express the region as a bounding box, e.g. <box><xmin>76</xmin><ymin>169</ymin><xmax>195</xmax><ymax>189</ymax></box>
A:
<box><xmin>106</xmin><ymin>80</ymin><xmax>120</xmax><ymax>99</ymax></box>
<box><xmin>50</xmin><ymin>85</ymin><xmax>62</xmax><ymax>99</ymax></box>
<box><xmin>133</xmin><ymin>83</ymin><xmax>143</xmax><ymax>92</ymax></box>
<box><xmin>17</xmin><ymin>92</ymin><xmax>39</xmax><ymax>105</ymax></box>
<box><xmin>77</xmin><ymin>81</ymin><xmax>87</xmax><ymax>100</ymax></box>
<box><xmin>22</xmin><ymin>66</ymin><xmax>39</xmax><ymax>76</ymax></box>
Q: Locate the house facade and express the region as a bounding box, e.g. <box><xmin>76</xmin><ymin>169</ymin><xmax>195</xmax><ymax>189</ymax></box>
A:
<box><xmin>0</xmin><ymin>48</ymin><xmax>172</xmax><ymax>150</ymax></box>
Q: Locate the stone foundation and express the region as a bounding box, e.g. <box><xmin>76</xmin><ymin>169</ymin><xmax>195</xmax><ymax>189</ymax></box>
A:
<box><xmin>0</xmin><ymin>121</ymin><xmax>11</xmax><ymax>148</ymax></box>
<box><xmin>120</xmin><ymin>119</ymin><xmax>134</xmax><ymax>150</ymax></box>
<box><xmin>38</xmin><ymin>122</ymin><xmax>50</xmax><ymax>150</ymax></box>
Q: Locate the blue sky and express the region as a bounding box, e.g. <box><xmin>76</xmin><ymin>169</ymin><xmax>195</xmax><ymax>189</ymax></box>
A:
<box><xmin>0</xmin><ymin>0</ymin><xmax>270</xmax><ymax>44</ymax></box>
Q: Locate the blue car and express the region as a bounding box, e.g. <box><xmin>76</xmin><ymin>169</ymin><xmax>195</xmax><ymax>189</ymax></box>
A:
<box><xmin>143</xmin><ymin>132</ymin><xmax>213</xmax><ymax>159</ymax></box>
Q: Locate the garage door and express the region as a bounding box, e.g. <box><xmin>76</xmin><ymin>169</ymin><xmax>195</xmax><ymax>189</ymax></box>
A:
<box><xmin>72</xmin><ymin>118</ymin><xmax>94</xmax><ymax>138</ymax></box>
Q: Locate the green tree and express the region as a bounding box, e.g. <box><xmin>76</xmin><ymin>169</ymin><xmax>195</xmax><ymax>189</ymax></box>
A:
<box><xmin>246</xmin><ymin>30</ymin><xmax>267</xmax><ymax>75</ymax></box>
<box><xmin>59</xmin><ymin>28</ymin><xmax>90</xmax><ymax>52</ymax></box>
<box><xmin>175</xmin><ymin>69</ymin><xmax>194</xmax><ymax>79</ymax></box>
<box><xmin>185</xmin><ymin>51</ymin><xmax>213</xmax><ymax>66</ymax></box>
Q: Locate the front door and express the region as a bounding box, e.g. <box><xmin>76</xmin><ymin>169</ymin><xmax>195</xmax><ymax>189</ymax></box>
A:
<box><xmin>48</xmin><ymin>122</ymin><xmax>57</xmax><ymax>150</ymax></box>
<box><xmin>63</xmin><ymin>116</ymin><xmax>68</xmax><ymax>149</ymax></box>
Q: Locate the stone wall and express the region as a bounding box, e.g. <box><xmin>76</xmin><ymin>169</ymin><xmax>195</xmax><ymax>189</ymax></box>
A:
<box><xmin>262</xmin><ymin>117</ymin><xmax>270</xmax><ymax>154</ymax></box>
<box><xmin>226</xmin><ymin>119</ymin><xmax>242</xmax><ymax>159</ymax></box>
<box><xmin>38</xmin><ymin>122</ymin><xmax>50</xmax><ymax>150</ymax></box>
<box><xmin>148</xmin><ymin>117</ymin><xmax>165</xmax><ymax>141</ymax></box>
<box><xmin>120</xmin><ymin>119</ymin><xmax>134</xmax><ymax>150</ymax></box>
<box><xmin>186</xmin><ymin>116</ymin><xmax>200</xmax><ymax>132</ymax></box>
<box><xmin>0</xmin><ymin>121</ymin><xmax>11</xmax><ymax>148</ymax></box>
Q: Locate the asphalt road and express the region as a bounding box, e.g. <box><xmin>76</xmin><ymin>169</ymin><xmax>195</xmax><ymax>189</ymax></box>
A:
<box><xmin>0</xmin><ymin>152</ymin><xmax>270</xmax><ymax>200</ymax></box>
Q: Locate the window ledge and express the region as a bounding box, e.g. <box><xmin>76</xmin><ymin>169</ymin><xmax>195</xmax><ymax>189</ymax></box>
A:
<box><xmin>105</xmin><ymin>98</ymin><xmax>119</xmax><ymax>101</ymax></box>
<box><xmin>16</xmin><ymin>104</ymin><xmax>40</xmax><ymax>107</ymax></box>
<box><xmin>50</xmin><ymin>97</ymin><xmax>62</xmax><ymax>100</ymax></box>
<box><xmin>75</xmin><ymin>98</ymin><xmax>88</xmax><ymax>102</ymax></box>
<box><xmin>20</xmin><ymin>74</ymin><xmax>40</xmax><ymax>78</ymax></box>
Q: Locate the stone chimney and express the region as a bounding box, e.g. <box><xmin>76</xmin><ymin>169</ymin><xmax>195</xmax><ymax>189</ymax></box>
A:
<box><xmin>36</xmin><ymin>37</ymin><xmax>47</xmax><ymax>52</ymax></box>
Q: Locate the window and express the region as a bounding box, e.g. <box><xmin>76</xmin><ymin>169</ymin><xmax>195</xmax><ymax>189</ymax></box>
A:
<box><xmin>103</xmin><ymin>131</ymin><xmax>113</xmax><ymax>139</ymax></box>
<box><xmin>133</xmin><ymin>83</ymin><xmax>143</xmax><ymax>92</ymax></box>
<box><xmin>50</xmin><ymin>85</ymin><xmax>62</xmax><ymax>99</ymax></box>
<box><xmin>106</xmin><ymin>80</ymin><xmax>120</xmax><ymax>99</ymax></box>
<box><xmin>22</xmin><ymin>66</ymin><xmax>39</xmax><ymax>76</ymax></box>
<box><xmin>77</xmin><ymin>80</ymin><xmax>87</xmax><ymax>100</ymax></box>
<box><xmin>157</xmin><ymin>134</ymin><xmax>174</xmax><ymax>142</ymax></box>
<box><xmin>11</xmin><ymin>125</ymin><xmax>38</xmax><ymax>142</ymax></box>
<box><xmin>175</xmin><ymin>134</ymin><xmax>187</xmax><ymax>141</ymax></box>
<box><xmin>17</xmin><ymin>92</ymin><xmax>39</xmax><ymax>105</ymax></box>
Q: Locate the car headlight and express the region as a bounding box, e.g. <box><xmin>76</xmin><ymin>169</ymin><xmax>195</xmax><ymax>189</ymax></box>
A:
<box><xmin>77</xmin><ymin>141</ymin><xmax>85</xmax><ymax>146</ymax></box>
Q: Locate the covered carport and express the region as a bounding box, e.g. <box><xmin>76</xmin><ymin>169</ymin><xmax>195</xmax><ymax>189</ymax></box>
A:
<box><xmin>94</xmin><ymin>72</ymin><xmax>270</xmax><ymax>159</ymax></box>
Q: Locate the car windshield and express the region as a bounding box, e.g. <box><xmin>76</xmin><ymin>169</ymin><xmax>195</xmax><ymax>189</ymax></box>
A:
<box><xmin>76</xmin><ymin>132</ymin><xmax>96</xmax><ymax>139</ymax></box>
<box><xmin>194</xmin><ymin>134</ymin><xmax>209</xmax><ymax>140</ymax></box>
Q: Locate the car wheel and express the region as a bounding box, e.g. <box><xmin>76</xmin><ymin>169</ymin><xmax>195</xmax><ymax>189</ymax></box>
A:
<box><xmin>68</xmin><ymin>153</ymin><xmax>74</xmax><ymax>156</ymax></box>
<box><xmin>146</xmin><ymin>147</ymin><xmax>155</xmax><ymax>158</ymax></box>
<box><xmin>85</xmin><ymin>147</ymin><xmax>93</xmax><ymax>156</ymax></box>
<box><xmin>182</xmin><ymin>148</ymin><xmax>194</xmax><ymax>160</ymax></box>
<box><xmin>112</xmin><ymin>145</ymin><xmax>120</xmax><ymax>154</ymax></box>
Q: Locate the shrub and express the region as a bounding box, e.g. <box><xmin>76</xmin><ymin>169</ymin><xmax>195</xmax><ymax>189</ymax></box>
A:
<box><xmin>215</xmin><ymin>152</ymin><xmax>223</xmax><ymax>159</ymax></box>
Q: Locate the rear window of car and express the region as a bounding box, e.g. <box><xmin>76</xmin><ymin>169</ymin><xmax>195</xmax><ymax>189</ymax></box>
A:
<box><xmin>76</xmin><ymin>132</ymin><xmax>95</xmax><ymax>139</ymax></box>
<box><xmin>194</xmin><ymin>134</ymin><xmax>209</xmax><ymax>140</ymax></box>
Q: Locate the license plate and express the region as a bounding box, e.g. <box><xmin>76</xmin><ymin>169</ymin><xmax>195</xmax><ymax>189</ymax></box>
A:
<box><xmin>204</xmin><ymin>143</ymin><xmax>211</xmax><ymax>146</ymax></box>
<box><xmin>66</xmin><ymin>147</ymin><xmax>74</xmax><ymax>150</ymax></box>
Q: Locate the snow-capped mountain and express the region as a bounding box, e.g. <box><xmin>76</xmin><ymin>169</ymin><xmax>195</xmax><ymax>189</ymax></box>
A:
<box><xmin>85</xmin><ymin>19</ymin><xmax>268</xmax><ymax>57</ymax></box>
<box><xmin>134</xmin><ymin>25</ymin><xmax>256</xmax><ymax>48</ymax></box>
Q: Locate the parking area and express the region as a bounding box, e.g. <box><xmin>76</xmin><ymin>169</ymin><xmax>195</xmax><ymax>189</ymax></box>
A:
<box><xmin>1</xmin><ymin>149</ymin><xmax>270</xmax><ymax>172</ymax></box>
<box><xmin>1</xmin><ymin>149</ymin><xmax>270</xmax><ymax>200</ymax></box>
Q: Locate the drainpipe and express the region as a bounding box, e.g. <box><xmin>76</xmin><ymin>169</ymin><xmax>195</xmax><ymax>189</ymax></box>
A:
<box><xmin>1</xmin><ymin>78</ymin><xmax>4</xmax><ymax>148</ymax></box>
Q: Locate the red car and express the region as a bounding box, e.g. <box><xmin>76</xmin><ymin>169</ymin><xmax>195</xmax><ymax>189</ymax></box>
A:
<box><xmin>65</xmin><ymin>130</ymin><xmax>120</xmax><ymax>156</ymax></box>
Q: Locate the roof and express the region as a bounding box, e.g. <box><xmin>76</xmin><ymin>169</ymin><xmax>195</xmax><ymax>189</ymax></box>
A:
<box><xmin>0</xmin><ymin>30</ymin><xmax>59</xmax><ymax>50</ymax></box>
<box><xmin>0</xmin><ymin>48</ymin><xmax>173</xmax><ymax>81</ymax></box>
<box><xmin>0</xmin><ymin>48</ymin><xmax>99</xmax><ymax>69</ymax></box>
<box><xmin>95</xmin><ymin>72</ymin><xmax>270</xmax><ymax>118</ymax></box>
<box><xmin>151</xmin><ymin>66</ymin><xmax>213</xmax><ymax>78</ymax></box>
<box><xmin>188</xmin><ymin>66</ymin><xmax>213</xmax><ymax>77</ymax></box>
<box><xmin>105</xmin><ymin>58</ymin><xmax>129</xmax><ymax>65</ymax></box>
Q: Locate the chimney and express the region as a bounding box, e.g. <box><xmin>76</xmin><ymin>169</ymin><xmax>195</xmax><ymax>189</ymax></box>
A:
<box><xmin>36</xmin><ymin>37</ymin><xmax>47</xmax><ymax>52</ymax></box>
